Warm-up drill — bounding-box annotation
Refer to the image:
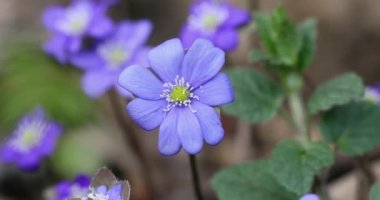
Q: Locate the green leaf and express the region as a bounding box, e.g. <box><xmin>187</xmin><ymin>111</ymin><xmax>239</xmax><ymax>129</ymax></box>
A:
<box><xmin>0</xmin><ymin>44</ymin><xmax>97</xmax><ymax>130</ymax></box>
<box><xmin>319</xmin><ymin>101</ymin><xmax>380</xmax><ymax>155</ymax></box>
<box><xmin>223</xmin><ymin>68</ymin><xmax>284</xmax><ymax>123</ymax></box>
<box><xmin>307</xmin><ymin>73</ymin><xmax>364</xmax><ymax>114</ymax></box>
<box><xmin>269</xmin><ymin>140</ymin><xmax>334</xmax><ymax>195</ymax></box>
<box><xmin>296</xmin><ymin>19</ymin><xmax>317</xmax><ymax>70</ymax></box>
<box><xmin>212</xmin><ymin>160</ymin><xmax>298</xmax><ymax>200</ymax></box>
<box><xmin>370</xmin><ymin>181</ymin><xmax>380</xmax><ymax>200</ymax></box>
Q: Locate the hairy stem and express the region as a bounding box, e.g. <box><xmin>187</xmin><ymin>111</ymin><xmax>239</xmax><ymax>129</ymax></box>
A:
<box><xmin>189</xmin><ymin>155</ymin><xmax>204</xmax><ymax>200</ymax></box>
<box><xmin>288</xmin><ymin>91</ymin><xmax>309</xmax><ymax>144</ymax></box>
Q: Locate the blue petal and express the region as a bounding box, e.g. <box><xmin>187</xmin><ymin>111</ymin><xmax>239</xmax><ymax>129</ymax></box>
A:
<box><xmin>177</xmin><ymin>108</ymin><xmax>203</xmax><ymax>155</ymax></box>
<box><xmin>81</xmin><ymin>70</ymin><xmax>115</xmax><ymax>98</ymax></box>
<box><xmin>194</xmin><ymin>72</ymin><xmax>234</xmax><ymax>106</ymax></box>
<box><xmin>192</xmin><ymin>102</ymin><xmax>224</xmax><ymax>145</ymax></box>
<box><xmin>88</xmin><ymin>16</ymin><xmax>113</xmax><ymax>38</ymax></box>
<box><xmin>179</xmin><ymin>25</ymin><xmax>202</xmax><ymax>50</ymax></box>
<box><xmin>181</xmin><ymin>39</ymin><xmax>225</xmax><ymax>88</ymax></box>
<box><xmin>223</xmin><ymin>3</ymin><xmax>251</xmax><ymax>27</ymax></box>
<box><xmin>158</xmin><ymin>109</ymin><xmax>181</xmax><ymax>156</ymax></box>
<box><xmin>213</xmin><ymin>29</ymin><xmax>238</xmax><ymax>52</ymax></box>
<box><xmin>116</xmin><ymin>20</ymin><xmax>152</xmax><ymax>50</ymax></box>
<box><xmin>107</xmin><ymin>184</ymin><xmax>123</xmax><ymax>200</ymax></box>
<box><xmin>43</xmin><ymin>35</ymin><xmax>69</xmax><ymax>64</ymax></box>
<box><xmin>149</xmin><ymin>38</ymin><xmax>184</xmax><ymax>82</ymax></box>
<box><xmin>127</xmin><ymin>99</ymin><xmax>166</xmax><ymax>131</ymax></box>
<box><xmin>42</xmin><ymin>5</ymin><xmax>64</xmax><ymax>31</ymax></box>
<box><xmin>95</xmin><ymin>185</ymin><xmax>108</xmax><ymax>195</ymax></box>
<box><xmin>70</xmin><ymin>52</ymin><xmax>103</xmax><ymax>70</ymax></box>
<box><xmin>300</xmin><ymin>194</ymin><xmax>320</xmax><ymax>200</ymax></box>
<box><xmin>130</xmin><ymin>47</ymin><xmax>151</xmax><ymax>68</ymax></box>
<box><xmin>118</xmin><ymin>65</ymin><xmax>163</xmax><ymax>100</ymax></box>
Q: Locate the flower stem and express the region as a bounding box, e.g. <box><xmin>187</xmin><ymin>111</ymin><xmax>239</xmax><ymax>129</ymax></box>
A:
<box><xmin>189</xmin><ymin>155</ymin><xmax>204</xmax><ymax>200</ymax></box>
<box><xmin>288</xmin><ymin>90</ymin><xmax>309</xmax><ymax>144</ymax></box>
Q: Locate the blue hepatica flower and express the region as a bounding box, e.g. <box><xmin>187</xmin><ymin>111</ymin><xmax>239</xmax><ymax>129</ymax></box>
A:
<box><xmin>363</xmin><ymin>85</ymin><xmax>380</xmax><ymax>104</ymax></box>
<box><xmin>71</xmin><ymin>20</ymin><xmax>152</xmax><ymax>98</ymax></box>
<box><xmin>42</xmin><ymin>0</ymin><xmax>115</xmax><ymax>63</ymax></box>
<box><xmin>300</xmin><ymin>194</ymin><xmax>320</xmax><ymax>200</ymax></box>
<box><xmin>118</xmin><ymin>38</ymin><xmax>234</xmax><ymax>155</ymax></box>
<box><xmin>84</xmin><ymin>183</ymin><xmax>124</xmax><ymax>200</ymax></box>
<box><xmin>52</xmin><ymin>175</ymin><xmax>90</xmax><ymax>200</ymax></box>
<box><xmin>180</xmin><ymin>0</ymin><xmax>251</xmax><ymax>52</ymax></box>
<box><xmin>0</xmin><ymin>108</ymin><xmax>62</xmax><ymax>171</ymax></box>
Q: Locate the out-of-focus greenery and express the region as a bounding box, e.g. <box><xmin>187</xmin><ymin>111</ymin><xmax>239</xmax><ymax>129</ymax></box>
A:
<box><xmin>51</xmin><ymin>132</ymin><xmax>104</xmax><ymax>178</ymax></box>
<box><xmin>0</xmin><ymin>42</ymin><xmax>97</xmax><ymax>132</ymax></box>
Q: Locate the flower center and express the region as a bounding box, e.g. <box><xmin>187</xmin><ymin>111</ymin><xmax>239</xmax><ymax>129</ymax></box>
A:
<box><xmin>98</xmin><ymin>41</ymin><xmax>130</xmax><ymax>70</ymax></box>
<box><xmin>56</xmin><ymin>3</ymin><xmax>92</xmax><ymax>36</ymax></box>
<box><xmin>11</xmin><ymin>122</ymin><xmax>45</xmax><ymax>152</ymax></box>
<box><xmin>170</xmin><ymin>86</ymin><xmax>190</xmax><ymax>102</ymax></box>
<box><xmin>21</xmin><ymin>130</ymin><xmax>39</xmax><ymax>146</ymax></box>
<box><xmin>188</xmin><ymin>2</ymin><xmax>228</xmax><ymax>34</ymax></box>
<box><xmin>161</xmin><ymin>76</ymin><xmax>199</xmax><ymax>112</ymax></box>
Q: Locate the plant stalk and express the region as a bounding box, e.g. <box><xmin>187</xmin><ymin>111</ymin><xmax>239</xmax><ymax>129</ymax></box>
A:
<box><xmin>189</xmin><ymin>155</ymin><xmax>204</xmax><ymax>200</ymax></box>
<box><xmin>288</xmin><ymin>91</ymin><xmax>309</xmax><ymax>144</ymax></box>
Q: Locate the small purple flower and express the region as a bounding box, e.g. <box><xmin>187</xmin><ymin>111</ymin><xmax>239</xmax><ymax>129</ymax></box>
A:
<box><xmin>300</xmin><ymin>194</ymin><xmax>320</xmax><ymax>200</ymax></box>
<box><xmin>118</xmin><ymin>38</ymin><xmax>234</xmax><ymax>155</ymax></box>
<box><xmin>0</xmin><ymin>108</ymin><xmax>62</xmax><ymax>171</ymax></box>
<box><xmin>71</xmin><ymin>20</ymin><xmax>152</xmax><ymax>98</ymax></box>
<box><xmin>363</xmin><ymin>85</ymin><xmax>380</xmax><ymax>104</ymax></box>
<box><xmin>42</xmin><ymin>0</ymin><xmax>115</xmax><ymax>63</ymax></box>
<box><xmin>180</xmin><ymin>0</ymin><xmax>251</xmax><ymax>52</ymax></box>
<box><xmin>52</xmin><ymin>175</ymin><xmax>90</xmax><ymax>200</ymax></box>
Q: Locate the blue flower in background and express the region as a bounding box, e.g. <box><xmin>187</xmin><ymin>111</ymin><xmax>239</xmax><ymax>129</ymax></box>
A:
<box><xmin>85</xmin><ymin>183</ymin><xmax>123</xmax><ymax>200</ymax></box>
<box><xmin>53</xmin><ymin>175</ymin><xmax>90</xmax><ymax>200</ymax></box>
<box><xmin>42</xmin><ymin>0</ymin><xmax>115</xmax><ymax>63</ymax></box>
<box><xmin>71</xmin><ymin>20</ymin><xmax>152</xmax><ymax>98</ymax></box>
<box><xmin>300</xmin><ymin>194</ymin><xmax>320</xmax><ymax>200</ymax></box>
<box><xmin>118</xmin><ymin>38</ymin><xmax>234</xmax><ymax>155</ymax></box>
<box><xmin>180</xmin><ymin>0</ymin><xmax>251</xmax><ymax>52</ymax></box>
<box><xmin>363</xmin><ymin>85</ymin><xmax>380</xmax><ymax>104</ymax></box>
<box><xmin>0</xmin><ymin>108</ymin><xmax>62</xmax><ymax>171</ymax></box>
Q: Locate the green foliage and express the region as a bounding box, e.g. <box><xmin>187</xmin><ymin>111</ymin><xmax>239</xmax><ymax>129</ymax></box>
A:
<box><xmin>212</xmin><ymin>160</ymin><xmax>298</xmax><ymax>200</ymax></box>
<box><xmin>0</xmin><ymin>44</ymin><xmax>97</xmax><ymax>131</ymax></box>
<box><xmin>223</xmin><ymin>68</ymin><xmax>284</xmax><ymax>123</ymax></box>
<box><xmin>252</xmin><ymin>6</ymin><xmax>316</xmax><ymax>72</ymax></box>
<box><xmin>307</xmin><ymin>73</ymin><xmax>364</xmax><ymax>114</ymax></box>
<box><xmin>319</xmin><ymin>101</ymin><xmax>380</xmax><ymax>156</ymax></box>
<box><xmin>269</xmin><ymin>140</ymin><xmax>334</xmax><ymax>195</ymax></box>
<box><xmin>51</xmin><ymin>132</ymin><xmax>104</xmax><ymax>178</ymax></box>
<box><xmin>370</xmin><ymin>181</ymin><xmax>380</xmax><ymax>200</ymax></box>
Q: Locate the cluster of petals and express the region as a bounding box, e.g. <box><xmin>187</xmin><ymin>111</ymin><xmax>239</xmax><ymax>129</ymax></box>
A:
<box><xmin>0</xmin><ymin>108</ymin><xmax>62</xmax><ymax>171</ymax></box>
<box><xmin>118</xmin><ymin>38</ymin><xmax>234</xmax><ymax>155</ymax></box>
<box><xmin>180</xmin><ymin>0</ymin><xmax>251</xmax><ymax>52</ymax></box>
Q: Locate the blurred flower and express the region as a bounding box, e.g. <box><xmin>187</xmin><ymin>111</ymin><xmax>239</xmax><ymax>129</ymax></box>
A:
<box><xmin>52</xmin><ymin>175</ymin><xmax>90</xmax><ymax>200</ymax></box>
<box><xmin>118</xmin><ymin>38</ymin><xmax>234</xmax><ymax>155</ymax></box>
<box><xmin>363</xmin><ymin>85</ymin><xmax>380</xmax><ymax>104</ymax></box>
<box><xmin>180</xmin><ymin>0</ymin><xmax>251</xmax><ymax>52</ymax></box>
<box><xmin>0</xmin><ymin>108</ymin><xmax>62</xmax><ymax>171</ymax></box>
<box><xmin>71</xmin><ymin>20</ymin><xmax>152</xmax><ymax>98</ymax></box>
<box><xmin>42</xmin><ymin>0</ymin><xmax>115</xmax><ymax>63</ymax></box>
<box><xmin>300</xmin><ymin>194</ymin><xmax>320</xmax><ymax>200</ymax></box>
<box><xmin>80</xmin><ymin>167</ymin><xmax>130</xmax><ymax>200</ymax></box>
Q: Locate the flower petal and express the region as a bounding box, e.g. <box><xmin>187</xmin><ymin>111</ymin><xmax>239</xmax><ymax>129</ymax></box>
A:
<box><xmin>192</xmin><ymin>102</ymin><xmax>224</xmax><ymax>145</ymax></box>
<box><xmin>70</xmin><ymin>52</ymin><xmax>103</xmax><ymax>70</ymax></box>
<box><xmin>177</xmin><ymin>108</ymin><xmax>203</xmax><ymax>155</ymax></box>
<box><xmin>148</xmin><ymin>38</ymin><xmax>184</xmax><ymax>82</ymax></box>
<box><xmin>182</xmin><ymin>39</ymin><xmax>225</xmax><ymax>88</ymax></box>
<box><xmin>127</xmin><ymin>99</ymin><xmax>166</xmax><ymax>131</ymax></box>
<box><xmin>81</xmin><ymin>70</ymin><xmax>115</xmax><ymax>98</ymax></box>
<box><xmin>43</xmin><ymin>35</ymin><xmax>69</xmax><ymax>64</ymax></box>
<box><xmin>194</xmin><ymin>72</ymin><xmax>234</xmax><ymax>106</ymax></box>
<box><xmin>96</xmin><ymin>185</ymin><xmax>108</xmax><ymax>195</ymax></box>
<box><xmin>116</xmin><ymin>20</ymin><xmax>152</xmax><ymax>50</ymax></box>
<box><xmin>213</xmin><ymin>29</ymin><xmax>238</xmax><ymax>52</ymax></box>
<box><xmin>42</xmin><ymin>5</ymin><xmax>64</xmax><ymax>31</ymax></box>
<box><xmin>115</xmin><ymin>84</ymin><xmax>133</xmax><ymax>99</ymax></box>
<box><xmin>118</xmin><ymin>65</ymin><xmax>163</xmax><ymax>100</ymax></box>
<box><xmin>223</xmin><ymin>4</ymin><xmax>251</xmax><ymax>27</ymax></box>
<box><xmin>130</xmin><ymin>47</ymin><xmax>151</xmax><ymax>68</ymax></box>
<box><xmin>88</xmin><ymin>16</ymin><xmax>113</xmax><ymax>38</ymax></box>
<box><xmin>108</xmin><ymin>183</ymin><xmax>123</xmax><ymax>200</ymax></box>
<box><xmin>158</xmin><ymin>109</ymin><xmax>181</xmax><ymax>156</ymax></box>
<box><xmin>179</xmin><ymin>25</ymin><xmax>203</xmax><ymax>49</ymax></box>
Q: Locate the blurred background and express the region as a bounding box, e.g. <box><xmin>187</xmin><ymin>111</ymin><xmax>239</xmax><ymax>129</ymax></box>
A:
<box><xmin>0</xmin><ymin>0</ymin><xmax>380</xmax><ymax>199</ymax></box>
